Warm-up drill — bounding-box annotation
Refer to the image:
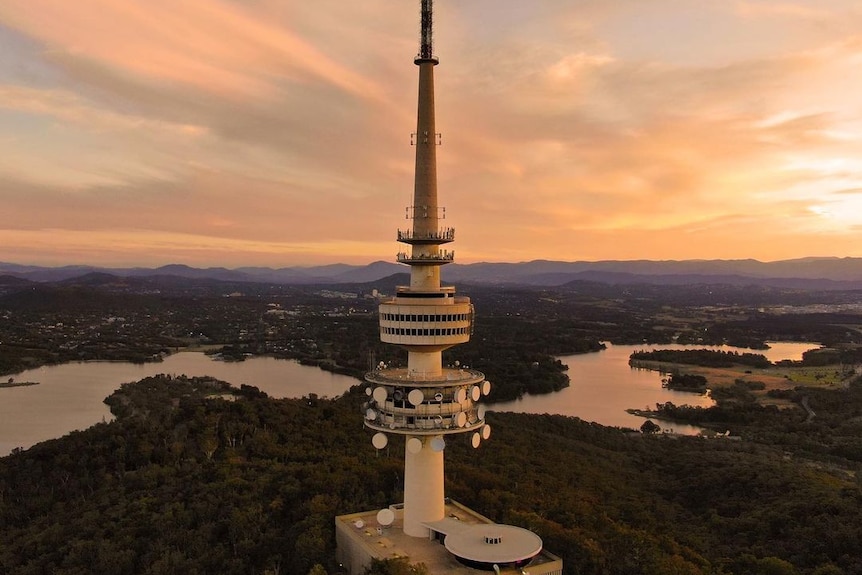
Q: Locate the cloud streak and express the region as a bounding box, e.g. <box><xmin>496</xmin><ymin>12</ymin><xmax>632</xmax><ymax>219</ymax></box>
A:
<box><xmin>2</xmin><ymin>0</ymin><xmax>862</xmax><ymax>266</ymax></box>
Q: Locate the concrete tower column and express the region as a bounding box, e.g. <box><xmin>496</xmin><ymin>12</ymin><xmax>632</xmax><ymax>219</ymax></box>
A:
<box><xmin>403</xmin><ymin>436</ymin><xmax>445</xmax><ymax>537</ymax></box>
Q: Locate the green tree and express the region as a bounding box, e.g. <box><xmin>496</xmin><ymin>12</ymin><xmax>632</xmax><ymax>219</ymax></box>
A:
<box><xmin>640</xmin><ymin>419</ymin><xmax>661</xmax><ymax>434</ymax></box>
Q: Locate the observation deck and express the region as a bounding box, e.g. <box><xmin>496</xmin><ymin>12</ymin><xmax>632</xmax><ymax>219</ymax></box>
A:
<box><xmin>397</xmin><ymin>250</ymin><xmax>454</xmax><ymax>265</ymax></box>
<box><xmin>365</xmin><ymin>366</ymin><xmax>485</xmax><ymax>388</ymax></box>
<box><xmin>397</xmin><ymin>228</ymin><xmax>454</xmax><ymax>245</ymax></box>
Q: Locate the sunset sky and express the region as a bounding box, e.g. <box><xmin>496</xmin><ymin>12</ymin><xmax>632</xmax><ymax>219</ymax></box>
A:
<box><xmin>2</xmin><ymin>1</ymin><xmax>862</xmax><ymax>267</ymax></box>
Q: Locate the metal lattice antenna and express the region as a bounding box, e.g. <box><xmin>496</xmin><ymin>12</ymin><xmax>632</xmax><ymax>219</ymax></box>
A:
<box><xmin>419</xmin><ymin>0</ymin><xmax>434</xmax><ymax>61</ymax></box>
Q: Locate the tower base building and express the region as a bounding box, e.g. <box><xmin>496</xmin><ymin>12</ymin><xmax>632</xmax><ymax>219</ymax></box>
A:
<box><xmin>335</xmin><ymin>501</ymin><xmax>563</xmax><ymax>575</ymax></box>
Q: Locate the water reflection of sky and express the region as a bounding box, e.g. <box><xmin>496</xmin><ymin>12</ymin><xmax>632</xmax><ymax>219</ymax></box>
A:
<box><xmin>0</xmin><ymin>352</ymin><xmax>359</xmax><ymax>456</ymax></box>
<box><xmin>491</xmin><ymin>341</ymin><xmax>818</xmax><ymax>435</ymax></box>
<box><xmin>1</xmin><ymin>342</ymin><xmax>818</xmax><ymax>454</ymax></box>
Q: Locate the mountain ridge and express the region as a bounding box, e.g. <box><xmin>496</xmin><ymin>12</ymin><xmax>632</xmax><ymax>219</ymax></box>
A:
<box><xmin>2</xmin><ymin>257</ymin><xmax>862</xmax><ymax>289</ymax></box>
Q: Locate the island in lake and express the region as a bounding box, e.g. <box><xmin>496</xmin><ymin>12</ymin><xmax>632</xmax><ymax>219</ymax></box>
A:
<box><xmin>0</xmin><ymin>378</ymin><xmax>39</xmax><ymax>389</ymax></box>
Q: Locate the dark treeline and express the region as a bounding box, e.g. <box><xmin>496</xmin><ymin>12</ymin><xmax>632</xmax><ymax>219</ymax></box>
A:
<box><xmin>631</xmin><ymin>349</ymin><xmax>773</xmax><ymax>369</ymax></box>
<box><xmin>663</xmin><ymin>372</ymin><xmax>709</xmax><ymax>392</ymax></box>
<box><xmin>2</xmin><ymin>375</ymin><xmax>862</xmax><ymax>575</ymax></box>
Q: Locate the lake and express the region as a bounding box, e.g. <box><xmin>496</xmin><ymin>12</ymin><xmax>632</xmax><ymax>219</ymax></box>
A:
<box><xmin>0</xmin><ymin>352</ymin><xmax>359</xmax><ymax>456</ymax></box>
<box><xmin>492</xmin><ymin>341</ymin><xmax>818</xmax><ymax>434</ymax></box>
<box><xmin>0</xmin><ymin>341</ymin><xmax>818</xmax><ymax>455</ymax></box>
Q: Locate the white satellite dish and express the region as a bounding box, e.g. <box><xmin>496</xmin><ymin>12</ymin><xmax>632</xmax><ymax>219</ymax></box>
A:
<box><xmin>434</xmin><ymin>392</ymin><xmax>443</xmax><ymax>402</ymax></box>
<box><xmin>407</xmin><ymin>437</ymin><xmax>423</xmax><ymax>453</ymax></box>
<box><xmin>430</xmin><ymin>436</ymin><xmax>446</xmax><ymax>452</ymax></box>
<box><xmin>365</xmin><ymin>408</ymin><xmax>377</xmax><ymax>420</ymax></box>
<box><xmin>456</xmin><ymin>411</ymin><xmax>467</xmax><ymax>428</ymax></box>
<box><xmin>482</xmin><ymin>380</ymin><xmax>491</xmax><ymax>395</ymax></box>
<box><xmin>471</xmin><ymin>385</ymin><xmax>481</xmax><ymax>401</ymax></box>
<box><xmin>471</xmin><ymin>432</ymin><xmax>481</xmax><ymax>448</ymax></box>
<box><xmin>372</xmin><ymin>432</ymin><xmax>388</xmax><ymax>449</ymax></box>
<box><xmin>354</xmin><ymin>519</ymin><xmax>365</xmax><ymax>529</ymax></box>
<box><xmin>377</xmin><ymin>508</ymin><xmax>395</xmax><ymax>527</ymax></box>
<box><xmin>482</xmin><ymin>424</ymin><xmax>491</xmax><ymax>440</ymax></box>
<box><xmin>408</xmin><ymin>389</ymin><xmax>424</xmax><ymax>406</ymax></box>
<box><xmin>365</xmin><ymin>387</ymin><xmax>372</xmax><ymax>396</ymax></box>
<box><xmin>372</xmin><ymin>386</ymin><xmax>388</xmax><ymax>404</ymax></box>
<box><xmin>456</xmin><ymin>388</ymin><xmax>467</xmax><ymax>403</ymax></box>
<box><xmin>478</xmin><ymin>404</ymin><xmax>487</xmax><ymax>419</ymax></box>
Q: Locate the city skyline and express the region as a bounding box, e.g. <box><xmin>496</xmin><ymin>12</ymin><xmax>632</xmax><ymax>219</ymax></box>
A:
<box><xmin>3</xmin><ymin>1</ymin><xmax>862</xmax><ymax>267</ymax></box>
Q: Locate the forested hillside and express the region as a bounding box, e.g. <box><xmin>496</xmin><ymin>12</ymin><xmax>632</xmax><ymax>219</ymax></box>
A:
<box><xmin>2</xmin><ymin>375</ymin><xmax>861</xmax><ymax>575</ymax></box>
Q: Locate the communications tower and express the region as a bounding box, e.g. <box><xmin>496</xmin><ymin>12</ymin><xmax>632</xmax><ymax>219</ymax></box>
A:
<box><xmin>362</xmin><ymin>0</ymin><xmax>492</xmax><ymax>539</ymax></box>
<box><xmin>337</xmin><ymin>3</ymin><xmax>561</xmax><ymax>572</ymax></box>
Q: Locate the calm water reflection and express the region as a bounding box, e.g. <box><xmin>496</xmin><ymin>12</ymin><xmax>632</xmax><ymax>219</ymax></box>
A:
<box><xmin>0</xmin><ymin>352</ymin><xmax>359</xmax><ymax>456</ymax></box>
<box><xmin>492</xmin><ymin>341</ymin><xmax>817</xmax><ymax>435</ymax></box>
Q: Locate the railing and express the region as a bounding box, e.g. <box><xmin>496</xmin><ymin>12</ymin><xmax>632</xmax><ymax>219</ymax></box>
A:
<box><xmin>397</xmin><ymin>228</ymin><xmax>455</xmax><ymax>243</ymax></box>
<box><xmin>396</xmin><ymin>250</ymin><xmax>454</xmax><ymax>264</ymax></box>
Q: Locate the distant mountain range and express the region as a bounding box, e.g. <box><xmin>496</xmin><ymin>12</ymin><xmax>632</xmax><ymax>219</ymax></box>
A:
<box><xmin>2</xmin><ymin>257</ymin><xmax>862</xmax><ymax>290</ymax></box>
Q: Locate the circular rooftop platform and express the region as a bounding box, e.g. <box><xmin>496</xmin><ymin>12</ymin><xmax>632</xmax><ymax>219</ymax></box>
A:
<box><xmin>365</xmin><ymin>367</ymin><xmax>485</xmax><ymax>388</ymax></box>
<box><xmin>444</xmin><ymin>524</ymin><xmax>542</xmax><ymax>570</ymax></box>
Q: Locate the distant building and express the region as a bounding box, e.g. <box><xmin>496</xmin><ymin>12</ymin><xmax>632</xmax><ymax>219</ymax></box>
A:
<box><xmin>335</xmin><ymin>2</ymin><xmax>562</xmax><ymax>573</ymax></box>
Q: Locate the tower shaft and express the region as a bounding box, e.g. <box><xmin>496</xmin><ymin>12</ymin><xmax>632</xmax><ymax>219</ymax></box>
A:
<box><xmin>411</xmin><ymin>62</ymin><xmax>440</xmax><ymax>293</ymax></box>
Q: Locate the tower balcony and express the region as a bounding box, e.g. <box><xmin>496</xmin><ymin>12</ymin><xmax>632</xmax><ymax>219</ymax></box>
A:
<box><xmin>397</xmin><ymin>228</ymin><xmax>454</xmax><ymax>245</ymax></box>
<box><xmin>396</xmin><ymin>250</ymin><xmax>454</xmax><ymax>265</ymax></box>
<box><xmin>365</xmin><ymin>366</ymin><xmax>485</xmax><ymax>388</ymax></box>
<box><xmin>362</xmin><ymin>366</ymin><xmax>491</xmax><ymax>436</ymax></box>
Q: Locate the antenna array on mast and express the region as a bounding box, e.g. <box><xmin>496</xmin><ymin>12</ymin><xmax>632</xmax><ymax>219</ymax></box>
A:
<box><xmin>418</xmin><ymin>0</ymin><xmax>436</xmax><ymax>62</ymax></box>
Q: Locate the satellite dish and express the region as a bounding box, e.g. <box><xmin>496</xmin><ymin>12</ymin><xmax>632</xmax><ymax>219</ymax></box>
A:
<box><xmin>372</xmin><ymin>432</ymin><xmax>388</xmax><ymax>449</ymax></box>
<box><xmin>456</xmin><ymin>412</ymin><xmax>467</xmax><ymax>427</ymax></box>
<box><xmin>430</xmin><ymin>436</ymin><xmax>446</xmax><ymax>452</ymax></box>
<box><xmin>365</xmin><ymin>387</ymin><xmax>372</xmax><ymax>396</ymax></box>
<box><xmin>471</xmin><ymin>385</ymin><xmax>481</xmax><ymax>401</ymax></box>
<box><xmin>407</xmin><ymin>437</ymin><xmax>422</xmax><ymax>454</ymax></box>
<box><xmin>434</xmin><ymin>415</ymin><xmax>444</xmax><ymax>427</ymax></box>
<box><xmin>456</xmin><ymin>388</ymin><xmax>467</xmax><ymax>403</ymax></box>
<box><xmin>478</xmin><ymin>404</ymin><xmax>487</xmax><ymax>419</ymax></box>
<box><xmin>354</xmin><ymin>520</ymin><xmax>365</xmax><ymax>529</ymax></box>
<box><xmin>365</xmin><ymin>408</ymin><xmax>377</xmax><ymax>421</ymax></box>
<box><xmin>482</xmin><ymin>424</ymin><xmax>492</xmax><ymax>440</ymax></box>
<box><xmin>373</xmin><ymin>387</ymin><xmax>388</xmax><ymax>404</ymax></box>
<box><xmin>482</xmin><ymin>380</ymin><xmax>491</xmax><ymax>395</ymax></box>
<box><xmin>377</xmin><ymin>508</ymin><xmax>395</xmax><ymax>527</ymax></box>
<box><xmin>455</xmin><ymin>360</ymin><xmax>460</xmax><ymax>367</ymax></box>
<box><xmin>471</xmin><ymin>432</ymin><xmax>481</xmax><ymax>448</ymax></box>
<box><xmin>393</xmin><ymin>389</ymin><xmax>404</xmax><ymax>401</ymax></box>
<box><xmin>434</xmin><ymin>392</ymin><xmax>443</xmax><ymax>402</ymax></box>
<box><xmin>408</xmin><ymin>389</ymin><xmax>424</xmax><ymax>406</ymax></box>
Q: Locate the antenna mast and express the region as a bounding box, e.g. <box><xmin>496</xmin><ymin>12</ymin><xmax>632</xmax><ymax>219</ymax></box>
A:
<box><xmin>419</xmin><ymin>0</ymin><xmax>434</xmax><ymax>61</ymax></box>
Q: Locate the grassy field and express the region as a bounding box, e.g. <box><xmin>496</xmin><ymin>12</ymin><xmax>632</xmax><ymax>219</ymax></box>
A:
<box><xmin>634</xmin><ymin>359</ymin><xmax>858</xmax><ymax>407</ymax></box>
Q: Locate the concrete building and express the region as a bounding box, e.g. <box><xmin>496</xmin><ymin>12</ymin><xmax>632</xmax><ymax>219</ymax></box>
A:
<box><xmin>336</xmin><ymin>2</ymin><xmax>563</xmax><ymax>573</ymax></box>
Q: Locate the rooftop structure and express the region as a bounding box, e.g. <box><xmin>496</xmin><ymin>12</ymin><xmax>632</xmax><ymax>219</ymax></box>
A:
<box><xmin>337</xmin><ymin>2</ymin><xmax>562</xmax><ymax>573</ymax></box>
<box><xmin>336</xmin><ymin>501</ymin><xmax>563</xmax><ymax>575</ymax></box>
